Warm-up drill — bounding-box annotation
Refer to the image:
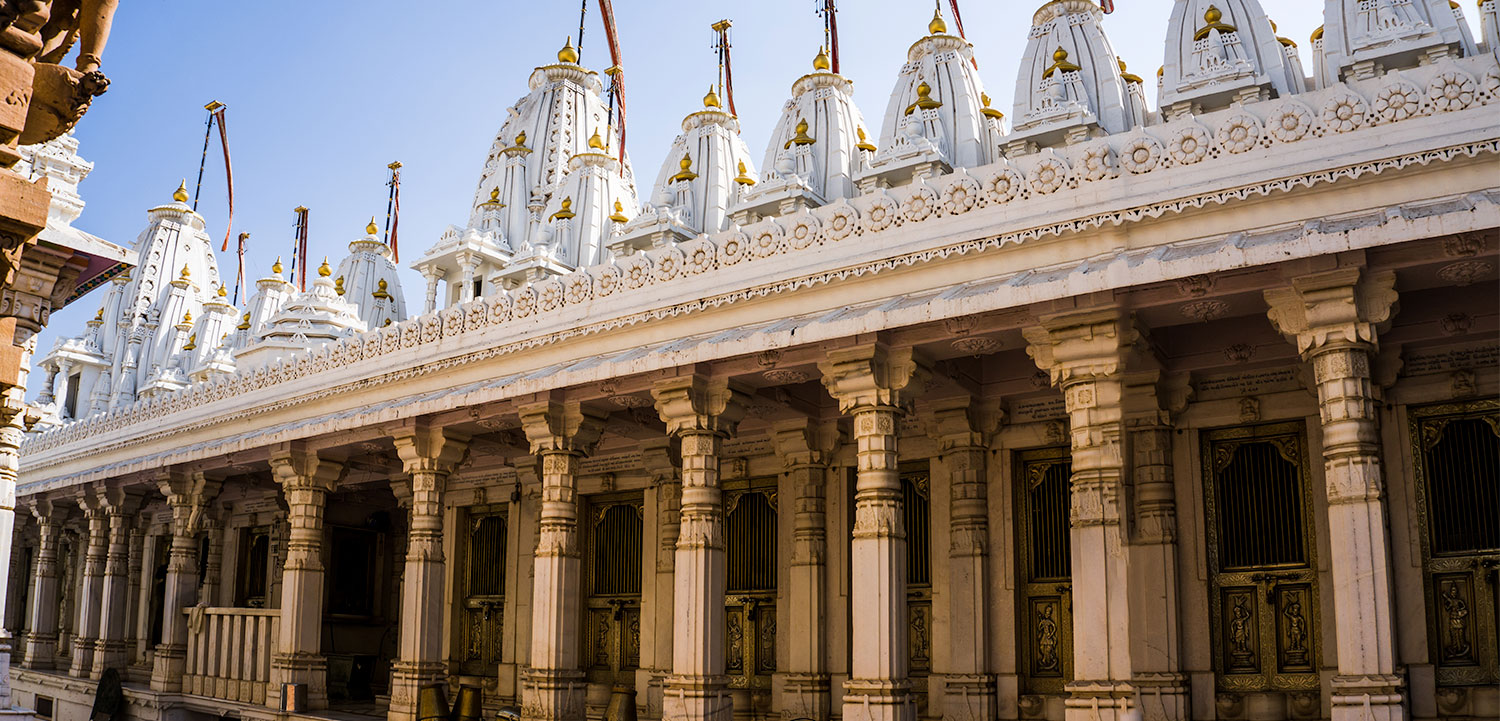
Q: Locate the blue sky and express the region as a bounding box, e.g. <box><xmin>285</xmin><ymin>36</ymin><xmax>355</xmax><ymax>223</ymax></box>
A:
<box><xmin>29</xmin><ymin>1</ymin><xmax>1484</xmax><ymax>399</ymax></box>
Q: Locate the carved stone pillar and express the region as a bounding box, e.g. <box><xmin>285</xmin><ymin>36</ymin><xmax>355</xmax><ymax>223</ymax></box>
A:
<box><xmin>151</xmin><ymin>470</ymin><xmax>221</xmax><ymax>692</ymax></box>
<box><xmin>34</xmin><ymin>364</ymin><xmax>57</xmax><ymax>407</ymax></box>
<box><xmin>268</xmin><ymin>448</ymin><xmax>339</xmax><ymax>708</ymax></box>
<box><xmin>925</xmin><ymin>396</ymin><xmax>999</xmax><ymax>721</ymax></box>
<box><xmin>0</xmin><ymin>393</ymin><xmax>28</xmax><ymax>701</ymax></box>
<box><xmin>773</xmin><ymin>418</ymin><xmax>840</xmax><ymax>721</ymax></box>
<box><xmin>641</xmin><ymin>437</ymin><xmax>682</xmax><ymax>719</ymax></box>
<box><xmin>518</xmin><ymin>399</ymin><xmax>603</xmax><ymax>721</ymax></box>
<box><xmin>132</xmin><ymin>529</ymin><xmax>157</xmax><ymax>668</ymax></box>
<box><xmin>1122</xmin><ymin>372</ymin><xmax>1189</xmax><ymax>721</ymax></box>
<box><xmin>1024</xmin><ymin>310</ymin><xmax>1138</xmax><ymax>721</ymax></box>
<box><xmin>387</xmin><ymin>424</ymin><xmax>468</xmax><ymax>721</ymax></box>
<box><xmin>818</xmin><ymin>343</ymin><xmax>928</xmax><ymax>721</ymax></box>
<box><xmin>68</xmin><ymin>487</ymin><xmax>107</xmax><ymax>677</ymax></box>
<box><xmin>124</xmin><ymin>525</ymin><xmax>144</xmax><ymax>667</ymax></box>
<box><xmin>93</xmin><ymin>487</ymin><xmax>142</xmax><ymax>677</ymax></box>
<box><xmin>422</xmin><ymin>268</ymin><xmax>443</xmax><ymax>314</ymax></box>
<box><xmin>198</xmin><ymin>515</ymin><xmax>223</xmax><ymax>605</ymax></box>
<box><xmin>22</xmin><ymin>498</ymin><xmax>64</xmax><ymax>669</ymax></box>
<box><xmin>1265</xmin><ymin>269</ymin><xmax>1404</xmax><ymax>721</ymax></box>
<box><xmin>651</xmin><ymin>374</ymin><xmax>748</xmax><ymax>721</ymax></box>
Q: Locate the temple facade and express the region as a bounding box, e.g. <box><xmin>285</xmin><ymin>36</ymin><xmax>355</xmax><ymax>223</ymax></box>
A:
<box><xmin>6</xmin><ymin>2</ymin><xmax>1500</xmax><ymax>721</ymax></box>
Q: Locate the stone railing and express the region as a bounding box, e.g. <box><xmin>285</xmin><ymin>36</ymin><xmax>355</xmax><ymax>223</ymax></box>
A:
<box><xmin>19</xmin><ymin>53</ymin><xmax>1500</xmax><ymax>459</ymax></box>
<box><xmin>182</xmin><ymin>607</ymin><xmax>280</xmax><ymax>705</ymax></box>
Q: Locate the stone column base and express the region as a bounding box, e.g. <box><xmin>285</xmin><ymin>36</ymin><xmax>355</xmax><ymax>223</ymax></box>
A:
<box><xmin>91</xmin><ymin>639</ymin><xmax>130</xmax><ymax>679</ymax></box>
<box><xmin>782</xmin><ymin>673</ymin><xmax>831</xmax><ymax>721</ymax></box>
<box><xmin>662</xmin><ymin>674</ymin><xmax>733</xmax><ymax>721</ymax></box>
<box><xmin>941</xmin><ymin>674</ymin><xmax>996</xmax><ymax>721</ymax></box>
<box><xmin>1130</xmin><ymin>673</ymin><xmax>1189</xmax><ymax>721</ymax></box>
<box><xmin>1331</xmin><ymin>674</ymin><xmax>1405</xmax><ymax>721</ymax></box>
<box><xmin>270</xmin><ymin>651</ymin><xmax>328</xmax><ymax>710</ymax></box>
<box><xmin>149</xmin><ymin>644</ymin><xmax>186</xmax><ymax>692</ymax></box>
<box><xmin>521</xmin><ymin>669</ymin><xmax>587</xmax><ymax>721</ymax></box>
<box><xmin>841</xmin><ymin>679</ymin><xmax>913</xmax><ymax>721</ymax></box>
<box><xmin>388</xmin><ymin>660</ymin><xmax>449</xmax><ymax>721</ymax></box>
<box><xmin>1064</xmin><ymin>680</ymin><xmax>1137</xmax><ymax>721</ymax></box>
<box><xmin>19</xmin><ymin>636</ymin><xmax>53</xmax><ymax>671</ymax></box>
<box><xmin>67</xmin><ymin>638</ymin><xmax>94</xmax><ymax>678</ymax></box>
<box><xmin>643</xmin><ymin>672</ymin><xmax>667</xmax><ymax>719</ymax></box>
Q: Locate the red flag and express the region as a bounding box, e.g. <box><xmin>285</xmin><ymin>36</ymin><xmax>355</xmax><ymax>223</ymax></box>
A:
<box><xmin>948</xmin><ymin>0</ymin><xmax>978</xmax><ymax>68</ymax></box>
<box><xmin>598</xmin><ymin>0</ymin><xmax>626</xmax><ymax>166</ymax></box>
<box><xmin>1100</xmin><ymin>0</ymin><xmax>1114</xmax><ymax>12</ymax></box>
<box><xmin>825</xmin><ymin>0</ymin><xmax>840</xmax><ymax>74</ymax></box>
<box><xmin>211</xmin><ymin>105</ymin><xmax>236</xmax><ymax>252</ymax></box>
<box><xmin>389</xmin><ymin>170</ymin><xmax>401</xmax><ymax>264</ymax></box>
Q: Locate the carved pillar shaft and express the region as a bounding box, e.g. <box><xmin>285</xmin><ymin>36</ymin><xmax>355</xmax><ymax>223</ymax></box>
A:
<box><xmin>69</xmin><ymin>493</ymin><xmax>107</xmax><ymax>677</ymax></box>
<box><xmin>132</xmin><ymin>530</ymin><xmax>156</xmax><ymax>667</ymax></box>
<box><xmin>198</xmin><ymin>519</ymin><xmax>223</xmax><ymax>605</ymax></box>
<box><xmin>776</xmin><ymin>416</ymin><xmax>833</xmax><ymax>721</ymax></box>
<box><xmin>943</xmin><ymin>443</ymin><xmax>995</xmax><ymax>717</ymax></box>
<box><xmin>652</xmin><ymin>376</ymin><xmax>746</xmax><ymax>721</ymax></box>
<box><xmin>1266</xmin><ymin>269</ymin><xmax>1403</xmax><ymax>721</ymax></box>
<box><xmin>526</xmin><ymin>449</ymin><xmax>585</xmax><ymax>720</ymax></box>
<box><xmin>94</xmin><ymin>490</ymin><xmax>140</xmax><ymax>677</ymax></box>
<box><xmin>23</xmin><ymin>501</ymin><xmax>62</xmax><ymax>670</ymax></box>
<box><xmin>150</xmin><ymin>474</ymin><xmax>216</xmax><ymax>692</ymax></box>
<box><xmin>641</xmin><ymin>436</ymin><xmax>681</xmax><ymax>719</ymax></box>
<box><xmin>0</xmin><ymin>402</ymin><xmax>25</xmax><ymax>702</ymax></box>
<box><xmin>124</xmin><ymin>525</ymin><xmax>143</xmax><ymax>666</ymax></box>
<box><xmin>422</xmin><ymin>271</ymin><xmax>440</xmax><ymax>314</ymax></box>
<box><xmin>269</xmin><ymin>450</ymin><xmax>336</xmax><ymax>708</ymax></box>
<box><xmin>389</xmin><ymin>425</ymin><xmax>467</xmax><ymax>721</ymax></box>
<box><xmin>1025</xmin><ymin>312</ymin><xmax>1137</xmax><ymax>721</ymax></box>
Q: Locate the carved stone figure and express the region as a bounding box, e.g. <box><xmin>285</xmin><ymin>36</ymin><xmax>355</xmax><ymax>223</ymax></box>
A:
<box><xmin>1035</xmin><ymin>604</ymin><xmax>1060</xmax><ymax>672</ymax></box>
<box><xmin>1441</xmin><ymin>583</ymin><xmax>1470</xmax><ymax>658</ymax></box>
<box><xmin>1</xmin><ymin>0</ymin><xmax>118</xmax><ymax>150</ymax></box>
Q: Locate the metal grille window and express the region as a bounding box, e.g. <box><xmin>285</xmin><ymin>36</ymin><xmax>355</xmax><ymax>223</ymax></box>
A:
<box><xmin>903</xmin><ymin>473</ymin><xmax>931</xmax><ymax>586</ymax></box>
<box><xmin>1213</xmin><ymin>440</ymin><xmax>1306</xmax><ymax>569</ymax></box>
<box><xmin>593</xmin><ymin>503</ymin><xmax>642</xmax><ymax>596</ymax></box>
<box><xmin>468</xmin><ymin>515</ymin><xmax>507</xmax><ymax>596</ymax></box>
<box><xmin>1027</xmin><ymin>460</ymin><xmax>1072</xmax><ymax>581</ymax></box>
<box><xmin>727</xmin><ymin>490</ymin><xmax>777</xmax><ymax>592</ymax></box>
<box><xmin>1422</xmin><ymin>417</ymin><xmax>1500</xmax><ymax>555</ymax></box>
<box><xmin>237</xmin><ymin>526</ymin><xmax>270</xmax><ymax>607</ymax></box>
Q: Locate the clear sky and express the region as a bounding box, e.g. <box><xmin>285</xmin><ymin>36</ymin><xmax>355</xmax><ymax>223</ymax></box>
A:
<box><xmin>28</xmin><ymin>0</ymin><xmax>1486</xmax><ymax>401</ymax></box>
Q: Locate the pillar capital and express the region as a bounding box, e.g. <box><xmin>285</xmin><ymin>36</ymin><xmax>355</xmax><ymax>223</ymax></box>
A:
<box><xmin>640</xmin><ymin>436</ymin><xmax>681</xmax><ymax>482</ymax></box>
<box><xmin>1264</xmin><ymin>268</ymin><xmax>1398</xmax><ymax>357</ymax></box>
<box><xmin>772</xmin><ymin>417</ymin><xmax>841</xmax><ymax>468</ymax></box>
<box><xmin>922</xmin><ymin>395</ymin><xmax>1002</xmax><ymax>451</ymax></box>
<box><xmin>26</xmin><ymin>496</ymin><xmax>63</xmax><ymax>527</ymax></box>
<box><xmin>818</xmin><ymin>342</ymin><xmax>929</xmax><ymax>413</ymax></box>
<box><xmin>154</xmin><ymin>470</ymin><xmax>222</xmax><ymax>535</ymax></box>
<box><xmin>519</xmin><ymin>398</ymin><xmax>605</xmax><ymax>456</ymax></box>
<box><xmin>269</xmin><ymin>446</ymin><xmax>342</xmax><ymax>493</ymax></box>
<box><xmin>95</xmin><ymin>484</ymin><xmax>144</xmax><ymax>518</ymax></box>
<box><xmin>651</xmin><ymin>374</ymin><xmax>749</xmax><ymax>437</ymax></box>
<box><xmin>390</xmin><ymin>421</ymin><xmax>470</xmax><ymax>476</ymax></box>
<box><xmin>1023</xmin><ymin>308</ymin><xmax>1136</xmax><ymax>388</ymax></box>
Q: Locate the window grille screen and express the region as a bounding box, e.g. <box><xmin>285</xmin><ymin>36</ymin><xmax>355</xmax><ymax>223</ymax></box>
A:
<box><xmin>593</xmin><ymin>504</ymin><xmax>642</xmax><ymax>595</ymax></box>
<box><xmin>468</xmin><ymin>515</ymin><xmax>507</xmax><ymax>596</ymax></box>
<box><xmin>727</xmin><ymin>492</ymin><xmax>776</xmax><ymax>592</ymax></box>
<box><xmin>1422</xmin><ymin>417</ymin><xmax>1500</xmax><ymax>555</ymax></box>
<box><xmin>1027</xmin><ymin>462</ymin><xmax>1072</xmax><ymax>581</ymax></box>
<box><xmin>1214</xmin><ymin>442</ymin><xmax>1306</xmax><ymax>569</ymax></box>
<box><xmin>903</xmin><ymin>474</ymin><xmax>931</xmax><ymax>586</ymax></box>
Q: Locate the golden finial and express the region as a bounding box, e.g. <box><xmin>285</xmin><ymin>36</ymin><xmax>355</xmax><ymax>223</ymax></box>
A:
<box><xmin>217</xmin><ymin>283</ymin><xmax>227</xmax><ymax>298</ymax></box>
<box><xmin>179</xmin><ymin>264</ymin><xmax>191</xmax><ymax>279</ymax></box>
<box><xmin>335</xmin><ymin>276</ymin><xmax>345</xmax><ymax>295</ymax></box>
<box><xmin>1194</xmin><ymin>5</ymin><xmax>1237</xmax><ymax>40</ymax></box>
<box><xmin>372</xmin><ymin>278</ymin><xmax>391</xmax><ymax>299</ymax></box>
<box><xmin>515</xmin><ymin>131</ymin><xmax>527</xmax><ymax>147</ymax></box>
<box><xmin>383</xmin><ymin>317</ymin><xmax>392</xmax><ymax>327</ymax></box>
<box><xmin>237</xmin><ymin>312</ymin><xmax>251</xmax><ymax>330</ymax></box>
<box><xmin>1042</xmin><ymin>47</ymin><xmax>1081</xmax><ymax>79</ymax></box>
<box><xmin>318</xmin><ymin>258</ymin><xmax>331</xmax><ymax>277</ymax></box>
<box><xmin>1311</xmin><ymin>25</ymin><xmax>1324</xmax><ymax>42</ymax></box>
<box><xmin>366</xmin><ymin>216</ymin><xmax>379</xmax><ymax>235</ymax></box>
<box><xmin>182</xmin><ymin>333</ymin><xmax>197</xmax><ymax>351</ymax></box>
<box><xmin>703</xmin><ymin>85</ymin><xmax>722</xmax><ymax>109</ymax></box>
<box><xmin>588</xmin><ymin>128</ymin><xmax>606</xmax><ymax>150</ymax></box>
<box><xmin>609</xmin><ymin>199</ymin><xmax>630</xmax><ymax>223</ymax></box>
<box><xmin>558</xmin><ymin>35</ymin><xmax>579</xmax><ymax>64</ymax></box>
<box><xmin>734</xmin><ymin>160</ymin><xmax>756</xmax><ymax>186</ymax></box>
<box><xmin>928</xmin><ymin>8</ymin><xmax>947</xmax><ymax>35</ymax></box>
<box><xmin>670</xmin><ymin>153</ymin><xmax>698</xmax><ymax>183</ymax></box>
<box><xmin>1117</xmin><ymin>58</ymin><xmax>1143</xmax><ymax>84</ymax></box>
<box><xmin>981</xmin><ymin>93</ymin><xmax>1005</xmax><ymax>120</ymax></box>
<box><xmin>550</xmin><ymin>197</ymin><xmax>576</xmax><ymax>220</ymax></box>
<box><xmin>813</xmin><ymin>46</ymin><xmax>831</xmax><ymax>71</ymax></box>
<box><xmin>489</xmin><ymin>187</ymin><xmax>501</xmax><ymax>202</ymax></box>
<box><xmin>181</xmin><ymin>310</ymin><xmax>193</xmax><ymax>324</ymax></box>
<box><xmin>785</xmin><ymin>118</ymin><xmax>816</xmax><ymax>148</ymax></box>
<box><xmin>904</xmin><ymin>80</ymin><xmax>942</xmax><ymax>115</ymax></box>
<box><xmin>94</xmin><ymin>307</ymin><xmax>103</xmax><ymax>321</ymax></box>
<box><xmin>272</xmin><ymin>256</ymin><xmax>283</xmax><ymax>274</ymax></box>
<box><xmin>856</xmin><ymin>126</ymin><xmax>877</xmax><ymax>152</ymax></box>
<box><xmin>172</xmin><ymin>179</ymin><xmax>189</xmax><ymax>203</ymax></box>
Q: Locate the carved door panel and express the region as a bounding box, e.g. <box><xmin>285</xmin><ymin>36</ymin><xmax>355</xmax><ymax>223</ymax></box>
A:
<box><xmin>1016</xmin><ymin>447</ymin><xmax>1073</xmax><ymax>695</ymax></box>
<box><xmin>725</xmin><ymin>481</ymin><xmax>777</xmax><ymax>691</ymax></box>
<box><xmin>584</xmin><ymin>497</ymin><xmax>643</xmax><ymax>686</ymax></box>
<box><xmin>1202</xmin><ymin>423</ymin><xmax>1319</xmax><ymax>693</ymax></box>
<box><xmin>902</xmin><ymin>468</ymin><xmax>933</xmax><ymax>707</ymax></box>
<box><xmin>1411</xmin><ymin>401</ymin><xmax>1500</xmax><ymax>687</ymax></box>
<box><xmin>457</xmin><ymin>506</ymin><xmax>507</xmax><ymax>676</ymax></box>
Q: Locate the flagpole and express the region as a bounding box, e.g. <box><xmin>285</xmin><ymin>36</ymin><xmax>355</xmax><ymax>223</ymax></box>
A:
<box><xmin>384</xmin><ymin>161</ymin><xmax>401</xmax><ymax>244</ymax></box>
<box><xmin>192</xmin><ymin>101</ymin><xmax>223</xmax><ymax>211</ymax></box>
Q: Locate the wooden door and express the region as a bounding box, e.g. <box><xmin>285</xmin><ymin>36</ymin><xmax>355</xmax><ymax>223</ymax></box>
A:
<box><xmin>456</xmin><ymin>505</ymin><xmax>507</xmax><ymax>675</ymax></box>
